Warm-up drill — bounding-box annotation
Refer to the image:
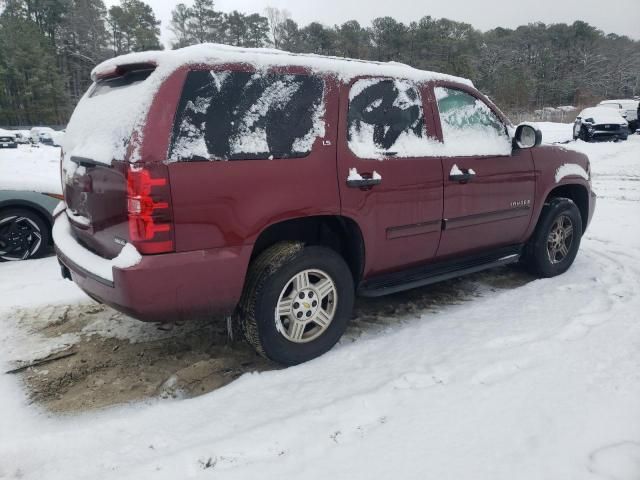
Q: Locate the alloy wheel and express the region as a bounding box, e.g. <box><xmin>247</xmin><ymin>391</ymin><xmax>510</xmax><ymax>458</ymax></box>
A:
<box><xmin>546</xmin><ymin>214</ymin><xmax>574</xmax><ymax>264</ymax></box>
<box><xmin>0</xmin><ymin>215</ymin><xmax>43</xmax><ymax>261</ymax></box>
<box><xmin>275</xmin><ymin>269</ymin><xmax>338</xmax><ymax>343</ymax></box>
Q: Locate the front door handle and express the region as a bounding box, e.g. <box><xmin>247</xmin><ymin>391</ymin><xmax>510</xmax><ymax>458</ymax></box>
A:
<box><xmin>347</xmin><ymin>177</ymin><xmax>382</xmax><ymax>188</ymax></box>
<box><xmin>449</xmin><ymin>165</ymin><xmax>476</xmax><ymax>183</ymax></box>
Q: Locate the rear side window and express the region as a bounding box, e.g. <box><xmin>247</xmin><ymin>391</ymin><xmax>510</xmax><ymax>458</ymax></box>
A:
<box><xmin>169</xmin><ymin>70</ymin><xmax>325</xmax><ymax>161</ymax></box>
<box><xmin>347</xmin><ymin>78</ymin><xmax>429</xmax><ymax>158</ymax></box>
<box><xmin>435</xmin><ymin>87</ymin><xmax>511</xmax><ymax>156</ymax></box>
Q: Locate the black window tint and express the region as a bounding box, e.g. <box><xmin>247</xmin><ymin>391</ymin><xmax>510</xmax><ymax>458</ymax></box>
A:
<box><xmin>170</xmin><ymin>70</ymin><xmax>324</xmax><ymax>161</ymax></box>
<box><xmin>347</xmin><ymin>78</ymin><xmax>426</xmax><ymax>157</ymax></box>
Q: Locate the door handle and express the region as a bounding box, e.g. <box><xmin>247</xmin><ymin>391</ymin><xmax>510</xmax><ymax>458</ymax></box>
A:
<box><xmin>449</xmin><ymin>165</ymin><xmax>476</xmax><ymax>183</ymax></box>
<box><xmin>346</xmin><ymin>177</ymin><xmax>382</xmax><ymax>188</ymax></box>
<box><xmin>346</xmin><ymin>168</ymin><xmax>382</xmax><ymax>188</ymax></box>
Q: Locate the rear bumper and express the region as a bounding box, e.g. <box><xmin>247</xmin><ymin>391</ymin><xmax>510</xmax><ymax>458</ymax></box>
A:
<box><xmin>54</xmin><ymin>210</ymin><xmax>252</xmax><ymax>322</ymax></box>
<box><xmin>58</xmin><ymin>244</ymin><xmax>252</xmax><ymax>322</ymax></box>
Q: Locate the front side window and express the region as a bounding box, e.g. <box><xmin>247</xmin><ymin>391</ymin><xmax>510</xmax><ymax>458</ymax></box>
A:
<box><xmin>348</xmin><ymin>78</ymin><xmax>432</xmax><ymax>159</ymax></box>
<box><xmin>170</xmin><ymin>70</ymin><xmax>325</xmax><ymax>161</ymax></box>
<box><xmin>435</xmin><ymin>87</ymin><xmax>511</xmax><ymax>156</ymax></box>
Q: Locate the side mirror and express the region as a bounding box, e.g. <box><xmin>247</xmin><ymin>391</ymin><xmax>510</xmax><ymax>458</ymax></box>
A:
<box><xmin>513</xmin><ymin>124</ymin><xmax>542</xmax><ymax>149</ymax></box>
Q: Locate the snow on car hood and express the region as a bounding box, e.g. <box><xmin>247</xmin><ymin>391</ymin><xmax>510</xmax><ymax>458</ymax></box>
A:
<box><xmin>579</xmin><ymin>107</ymin><xmax>628</xmax><ymax>126</ymax></box>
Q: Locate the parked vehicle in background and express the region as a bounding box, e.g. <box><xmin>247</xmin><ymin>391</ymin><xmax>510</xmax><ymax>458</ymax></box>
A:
<box><xmin>29</xmin><ymin>127</ymin><xmax>56</xmax><ymax>145</ymax></box>
<box><xmin>38</xmin><ymin>131</ymin><xmax>64</xmax><ymax>146</ymax></box>
<box><xmin>13</xmin><ymin>131</ymin><xmax>31</xmax><ymax>144</ymax></box>
<box><xmin>0</xmin><ymin>190</ymin><xmax>61</xmax><ymax>261</ymax></box>
<box><xmin>598</xmin><ymin>99</ymin><xmax>639</xmax><ymax>133</ymax></box>
<box><xmin>54</xmin><ymin>45</ymin><xmax>596</xmax><ymax>365</ymax></box>
<box><xmin>0</xmin><ymin>130</ymin><xmax>18</xmax><ymax>149</ymax></box>
<box><xmin>573</xmin><ymin>107</ymin><xmax>629</xmax><ymax>142</ymax></box>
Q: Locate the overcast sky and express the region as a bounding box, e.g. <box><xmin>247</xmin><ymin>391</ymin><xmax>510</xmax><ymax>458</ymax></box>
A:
<box><xmin>105</xmin><ymin>0</ymin><xmax>640</xmax><ymax>46</ymax></box>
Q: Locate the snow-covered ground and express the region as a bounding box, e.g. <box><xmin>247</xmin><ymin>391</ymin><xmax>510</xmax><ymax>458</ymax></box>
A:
<box><xmin>532</xmin><ymin>121</ymin><xmax>574</xmax><ymax>144</ymax></box>
<box><xmin>0</xmin><ymin>144</ymin><xmax>62</xmax><ymax>194</ymax></box>
<box><xmin>1</xmin><ymin>133</ymin><xmax>639</xmax><ymax>480</ymax></box>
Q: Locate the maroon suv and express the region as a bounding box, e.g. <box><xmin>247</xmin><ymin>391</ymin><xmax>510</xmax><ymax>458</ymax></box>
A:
<box><xmin>54</xmin><ymin>44</ymin><xmax>596</xmax><ymax>365</ymax></box>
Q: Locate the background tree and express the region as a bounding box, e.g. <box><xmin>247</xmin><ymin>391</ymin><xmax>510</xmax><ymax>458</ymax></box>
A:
<box><xmin>187</xmin><ymin>0</ymin><xmax>223</xmax><ymax>43</ymax></box>
<box><xmin>1</xmin><ymin>0</ymin><xmax>639</xmax><ymax>127</ymax></box>
<box><xmin>169</xmin><ymin>3</ymin><xmax>192</xmax><ymax>48</ymax></box>
<box><xmin>0</xmin><ymin>11</ymin><xmax>69</xmax><ymax>124</ymax></box>
<box><xmin>107</xmin><ymin>0</ymin><xmax>161</xmax><ymax>55</ymax></box>
<box><xmin>264</xmin><ymin>6</ymin><xmax>289</xmax><ymax>48</ymax></box>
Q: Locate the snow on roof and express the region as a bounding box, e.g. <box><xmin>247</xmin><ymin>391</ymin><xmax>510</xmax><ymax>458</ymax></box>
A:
<box><xmin>92</xmin><ymin>43</ymin><xmax>473</xmax><ymax>87</ymax></box>
<box><xmin>0</xmin><ymin>129</ymin><xmax>16</xmax><ymax>137</ymax></box>
<box><xmin>73</xmin><ymin>44</ymin><xmax>473</xmax><ymax>166</ymax></box>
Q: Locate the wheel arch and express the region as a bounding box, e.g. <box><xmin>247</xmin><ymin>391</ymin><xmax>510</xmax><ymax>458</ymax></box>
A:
<box><xmin>544</xmin><ymin>183</ymin><xmax>589</xmax><ymax>234</ymax></box>
<box><xmin>250</xmin><ymin>215</ymin><xmax>365</xmax><ymax>284</ymax></box>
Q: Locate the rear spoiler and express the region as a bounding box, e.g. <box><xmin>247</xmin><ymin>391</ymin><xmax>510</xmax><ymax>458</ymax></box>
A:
<box><xmin>91</xmin><ymin>62</ymin><xmax>157</xmax><ymax>82</ymax></box>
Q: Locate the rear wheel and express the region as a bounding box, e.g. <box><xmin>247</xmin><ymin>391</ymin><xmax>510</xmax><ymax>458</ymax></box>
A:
<box><xmin>0</xmin><ymin>208</ymin><xmax>50</xmax><ymax>261</ymax></box>
<box><xmin>524</xmin><ymin>198</ymin><xmax>582</xmax><ymax>278</ymax></box>
<box><xmin>237</xmin><ymin>242</ymin><xmax>354</xmax><ymax>365</ymax></box>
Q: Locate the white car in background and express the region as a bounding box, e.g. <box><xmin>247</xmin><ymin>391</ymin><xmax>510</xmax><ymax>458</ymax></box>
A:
<box><xmin>598</xmin><ymin>99</ymin><xmax>639</xmax><ymax>132</ymax></box>
<box><xmin>29</xmin><ymin>127</ymin><xmax>64</xmax><ymax>146</ymax></box>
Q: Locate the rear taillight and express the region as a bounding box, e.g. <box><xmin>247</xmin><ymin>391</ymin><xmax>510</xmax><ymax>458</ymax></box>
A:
<box><xmin>126</xmin><ymin>163</ymin><xmax>174</xmax><ymax>254</ymax></box>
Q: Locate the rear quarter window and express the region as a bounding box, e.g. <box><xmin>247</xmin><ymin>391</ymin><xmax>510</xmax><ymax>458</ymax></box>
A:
<box><xmin>169</xmin><ymin>70</ymin><xmax>325</xmax><ymax>161</ymax></box>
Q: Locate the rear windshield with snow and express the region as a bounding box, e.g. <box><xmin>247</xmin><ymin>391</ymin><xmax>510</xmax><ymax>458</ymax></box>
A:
<box><xmin>169</xmin><ymin>70</ymin><xmax>325</xmax><ymax>161</ymax></box>
<box><xmin>435</xmin><ymin>87</ymin><xmax>511</xmax><ymax>157</ymax></box>
<box><xmin>63</xmin><ymin>68</ymin><xmax>157</xmax><ymax>166</ymax></box>
<box><xmin>347</xmin><ymin>78</ymin><xmax>429</xmax><ymax>158</ymax></box>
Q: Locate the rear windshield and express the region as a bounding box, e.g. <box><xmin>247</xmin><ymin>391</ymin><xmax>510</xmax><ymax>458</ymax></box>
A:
<box><xmin>169</xmin><ymin>70</ymin><xmax>325</xmax><ymax>162</ymax></box>
<box><xmin>63</xmin><ymin>68</ymin><xmax>157</xmax><ymax>166</ymax></box>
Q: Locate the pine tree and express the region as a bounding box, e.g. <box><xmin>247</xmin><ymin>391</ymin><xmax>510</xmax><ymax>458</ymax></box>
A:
<box><xmin>108</xmin><ymin>0</ymin><xmax>161</xmax><ymax>55</ymax></box>
<box><xmin>169</xmin><ymin>3</ymin><xmax>193</xmax><ymax>48</ymax></box>
<box><xmin>244</xmin><ymin>13</ymin><xmax>269</xmax><ymax>48</ymax></box>
<box><xmin>0</xmin><ymin>12</ymin><xmax>69</xmax><ymax>125</ymax></box>
<box><xmin>188</xmin><ymin>0</ymin><xmax>223</xmax><ymax>43</ymax></box>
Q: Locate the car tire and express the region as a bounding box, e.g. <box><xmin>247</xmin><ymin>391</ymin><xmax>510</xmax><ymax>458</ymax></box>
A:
<box><xmin>524</xmin><ymin>198</ymin><xmax>582</xmax><ymax>278</ymax></box>
<box><xmin>578</xmin><ymin>126</ymin><xmax>590</xmax><ymax>142</ymax></box>
<box><xmin>237</xmin><ymin>241</ymin><xmax>354</xmax><ymax>365</ymax></box>
<box><xmin>0</xmin><ymin>208</ymin><xmax>50</xmax><ymax>261</ymax></box>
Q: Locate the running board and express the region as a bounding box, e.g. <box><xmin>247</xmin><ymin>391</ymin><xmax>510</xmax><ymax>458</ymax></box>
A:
<box><xmin>357</xmin><ymin>246</ymin><xmax>523</xmax><ymax>297</ymax></box>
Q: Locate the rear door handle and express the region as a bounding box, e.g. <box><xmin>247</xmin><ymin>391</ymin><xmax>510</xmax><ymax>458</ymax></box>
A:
<box><xmin>346</xmin><ymin>168</ymin><xmax>382</xmax><ymax>188</ymax></box>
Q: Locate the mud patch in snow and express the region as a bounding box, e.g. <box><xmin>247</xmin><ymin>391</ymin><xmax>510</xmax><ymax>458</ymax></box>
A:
<box><xmin>10</xmin><ymin>266</ymin><xmax>532</xmax><ymax>413</ymax></box>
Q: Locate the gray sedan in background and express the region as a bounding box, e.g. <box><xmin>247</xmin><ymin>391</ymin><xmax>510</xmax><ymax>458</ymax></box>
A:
<box><xmin>0</xmin><ymin>190</ymin><xmax>61</xmax><ymax>261</ymax></box>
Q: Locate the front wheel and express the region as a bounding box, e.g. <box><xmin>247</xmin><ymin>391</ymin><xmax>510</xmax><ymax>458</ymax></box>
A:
<box><xmin>524</xmin><ymin>198</ymin><xmax>582</xmax><ymax>278</ymax></box>
<box><xmin>578</xmin><ymin>126</ymin><xmax>590</xmax><ymax>142</ymax></box>
<box><xmin>237</xmin><ymin>242</ymin><xmax>354</xmax><ymax>365</ymax></box>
